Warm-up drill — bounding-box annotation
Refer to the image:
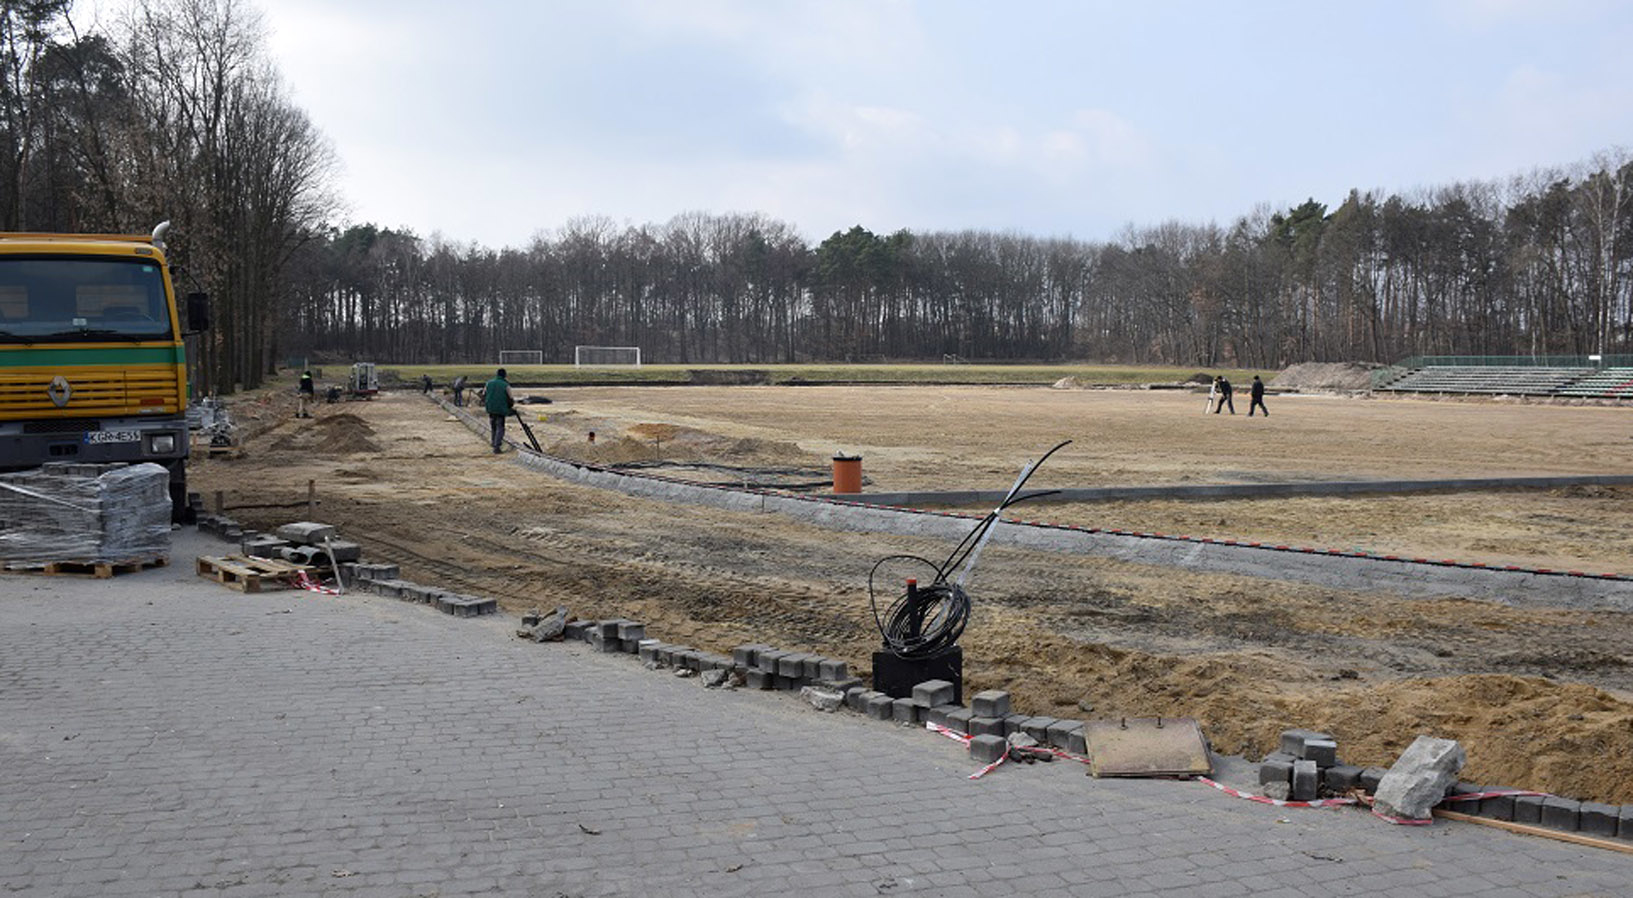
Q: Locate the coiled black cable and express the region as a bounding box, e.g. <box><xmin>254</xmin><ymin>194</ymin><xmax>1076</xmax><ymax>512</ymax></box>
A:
<box><xmin>868</xmin><ymin>441</ymin><xmax>1071</xmax><ymax>659</ymax></box>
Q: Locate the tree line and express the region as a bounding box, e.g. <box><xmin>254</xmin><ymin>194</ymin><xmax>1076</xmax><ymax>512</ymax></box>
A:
<box><xmin>4</xmin><ymin>1</ymin><xmax>1630</xmax><ymax>383</ymax></box>
<box><xmin>1</xmin><ymin>0</ymin><xmax>334</xmax><ymax>392</ymax></box>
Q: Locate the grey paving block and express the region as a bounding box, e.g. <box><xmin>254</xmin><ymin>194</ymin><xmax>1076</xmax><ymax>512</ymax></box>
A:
<box><xmin>323</xmin><ymin>539</ymin><xmax>362</xmax><ymax>562</ymax></box>
<box><xmin>1291</xmin><ymin>760</ymin><xmax>1318</xmax><ymax>801</ymax></box>
<box><xmin>925</xmin><ymin>703</ymin><xmax>962</xmax><ymax>728</ymax></box>
<box><xmin>275</xmin><ymin>521</ymin><xmax>336</xmax><ymax>545</ymax></box>
<box><xmin>1320</xmin><ymin>764</ymin><xmax>1362</xmax><ymax>794</ymax></box>
<box><xmin>755</xmin><ymin>649</ymin><xmax>787</xmax><ymax>673</ymax></box>
<box><xmin>1001</xmin><ymin>713</ymin><xmax>1031</xmax><ymax>737</ymax></box>
<box><xmin>801</xmin><ymin>656</ymin><xmax>824</xmax><ymax>681</ymax></box>
<box><xmin>817</xmin><ymin>659</ymin><xmax>849</xmax><ymax>681</ymax></box>
<box><xmin>732</xmin><ymin>644</ymin><xmax>766</xmax><ymax>667</ymax></box>
<box><xmin>944</xmin><ymin>707</ymin><xmax>974</xmax><ymax>735</ymax></box>
<box><xmin>967</xmin><ymin>716</ymin><xmax>1004</xmax><ymax>738</ymax></box>
<box><xmin>911</xmin><ymin>679</ymin><xmax>956</xmax><ymax>708</ymax></box>
<box><xmin>1513</xmin><ymin>794</ymin><xmax>1547</xmax><ymax>824</ymax></box>
<box><xmin>969</xmin><ymin>734</ymin><xmax>1006</xmax><ymax>765</ymax></box>
<box><xmin>1301</xmin><ymin>738</ymin><xmax>1338</xmax><ymax>767</ymax></box>
<box><xmin>774</xmin><ymin>675</ymin><xmax>800</xmax><ymax>690</ymax></box>
<box><xmin>615</xmin><ymin>621</ymin><xmax>645</xmax><ymax>643</ymax></box>
<box><xmin>844</xmin><ymin>686</ymin><xmax>868</xmax><ymax>711</ymax></box>
<box><xmin>777</xmin><ymin>653</ymin><xmax>809</xmax><ymax>679</ymax></box>
<box><xmin>864</xmin><ymin>693</ymin><xmax>895</xmax><ymax>721</ymax></box>
<box><xmin>1540</xmin><ymin>797</ymin><xmax>1581</xmax><ymax>832</ymax></box>
<box><xmin>1578</xmin><ymin>802</ymin><xmax>1619</xmax><ymax>838</ymax></box>
<box><xmin>1476</xmin><ymin>790</ymin><xmax>1517</xmax><ymax>822</ymax></box>
<box><xmin>820</xmin><ymin>677</ymin><xmax>863</xmax><ymax>693</ymax></box>
<box><xmin>1045</xmin><ymin>719</ymin><xmax>1083</xmax><ymax>750</ymax></box>
<box><xmin>744</xmin><ymin>669</ymin><xmax>773</xmax><ymax>690</ymax></box>
<box><xmin>637</xmin><ymin>641</ymin><xmax>663</xmax><ymax>664</ymax></box>
<box><xmin>1259</xmin><ymin>758</ymin><xmax>1293</xmax><ymax>785</ymax></box>
<box><xmin>970</xmin><ymin>690</ymin><xmax>1011</xmax><ymax>719</ymax></box>
<box><xmin>1618</xmin><ymin>805</ymin><xmax>1633</xmax><ymax>840</ymax></box>
<box><xmin>1359</xmin><ymin>766</ymin><xmax>1387</xmax><ymax>794</ymax></box>
<box><xmin>892</xmin><ymin>698</ymin><xmax>919</xmax><ymax>724</ymax></box>
<box><xmin>1279</xmin><ymin>728</ymin><xmax>1334</xmax><ymax>757</ymax></box>
<box><xmin>1020</xmin><ymin>716</ymin><xmax>1057</xmax><ymax>743</ymax></box>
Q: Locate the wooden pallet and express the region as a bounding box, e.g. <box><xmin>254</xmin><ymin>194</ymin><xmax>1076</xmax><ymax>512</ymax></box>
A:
<box><xmin>6</xmin><ymin>556</ymin><xmax>170</xmax><ymax>579</ymax></box>
<box><xmin>195</xmin><ymin>554</ymin><xmax>308</xmax><ymax>593</ymax></box>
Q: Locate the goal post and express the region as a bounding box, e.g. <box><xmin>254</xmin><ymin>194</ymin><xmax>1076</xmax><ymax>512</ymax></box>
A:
<box><xmin>573</xmin><ymin>346</ymin><xmax>642</xmax><ymax>368</ymax></box>
<box><xmin>498</xmin><ymin>350</ymin><xmax>543</xmax><ymax>366</ymax></box>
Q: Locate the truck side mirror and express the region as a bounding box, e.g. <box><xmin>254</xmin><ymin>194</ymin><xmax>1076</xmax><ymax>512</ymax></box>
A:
<box><xmin>185</xmin><ymin>292</ymin><xmax>211</xmax><ymax>333</ymax></box>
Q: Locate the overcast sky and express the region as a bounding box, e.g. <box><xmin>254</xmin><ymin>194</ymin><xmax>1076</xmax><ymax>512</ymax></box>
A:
<box><xmin>237</xmin><ymin>0</ymin><xmax>1633</xmax><ymax>249</ymax></box>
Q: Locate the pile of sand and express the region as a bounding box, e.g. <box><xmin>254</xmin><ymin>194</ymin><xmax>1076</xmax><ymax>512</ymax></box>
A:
<box><xmin>1272</xmin><ymin>362</ymin><xmax>1379</xmax><ymax>391</ymax></box>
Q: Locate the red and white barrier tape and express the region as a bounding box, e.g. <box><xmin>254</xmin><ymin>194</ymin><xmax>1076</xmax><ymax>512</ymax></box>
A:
<box><xmin>1196</xmin><ymin>776</ymin><xmax>1358</xmax><ymax>809</ymax></box>
<box><xmin>292</xmin><ymin>570</ymin><xmax>340</xmax><ymax>595</ymax></box>
<box><xmin>926</xmin><ymin>722</ymin><xmax>1093</xmax><ymax>778</ymax></box>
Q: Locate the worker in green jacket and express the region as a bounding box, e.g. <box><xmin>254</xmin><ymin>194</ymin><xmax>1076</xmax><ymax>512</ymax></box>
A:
<box><xmin>483</xmin><ymin>368</ymin><xmax>514</xmax><ymax>453</ymax></box>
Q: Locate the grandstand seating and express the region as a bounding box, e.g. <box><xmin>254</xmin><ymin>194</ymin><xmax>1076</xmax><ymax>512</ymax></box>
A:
<box><xmin>1376</xmin><ymin>365</ymin><xmax>1633</xmax><ymax>399</ymax></box>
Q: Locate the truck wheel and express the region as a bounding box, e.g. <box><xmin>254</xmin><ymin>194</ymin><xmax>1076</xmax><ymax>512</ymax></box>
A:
<box><xmin>167</xmin><ymin>458</ymin><xmax>194</xmax><ymax>525</ymax></box>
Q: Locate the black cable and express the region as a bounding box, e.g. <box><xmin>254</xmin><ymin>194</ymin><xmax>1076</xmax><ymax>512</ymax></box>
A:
<box><xmin>868</xmin><ymin>441</ymin><xmax>1071</xmax><ymax>659</ymax></box>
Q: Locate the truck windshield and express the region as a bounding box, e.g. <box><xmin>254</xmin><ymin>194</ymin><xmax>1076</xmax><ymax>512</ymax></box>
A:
<box><xmin>0</xmin><ymin>255</ymin><xmax>172</xmax><ymax>342</ymax></box>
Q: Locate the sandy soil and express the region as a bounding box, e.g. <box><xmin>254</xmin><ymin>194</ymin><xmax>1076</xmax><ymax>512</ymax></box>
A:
<box><xmin>194</xmin><ymin>385</ymin><xmax>1633</xmax><ymax>803</ymax></box>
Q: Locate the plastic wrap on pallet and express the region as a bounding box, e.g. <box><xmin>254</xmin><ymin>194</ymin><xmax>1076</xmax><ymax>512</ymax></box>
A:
<box><xmin>0</xmin><ymin>462</ymin><xmax>171</xmax><ymax>564</ymax></box>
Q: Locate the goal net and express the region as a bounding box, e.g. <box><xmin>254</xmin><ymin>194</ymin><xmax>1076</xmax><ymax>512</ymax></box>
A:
<box><xmin>498</xmin><ymin>350</ymin><xmax>543</xmax><ymax>366</ymax></box>
<box><xmin>573</xmin><ymin>346</ymin><xmax>642</xmax><ymax>368</ymax></box>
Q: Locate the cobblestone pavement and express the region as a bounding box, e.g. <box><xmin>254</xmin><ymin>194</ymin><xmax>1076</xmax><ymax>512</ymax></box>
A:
<box><xmin>4</xmin><ymin>530</ymin><xmax>1632</xmax><ymax>897</ymax></box>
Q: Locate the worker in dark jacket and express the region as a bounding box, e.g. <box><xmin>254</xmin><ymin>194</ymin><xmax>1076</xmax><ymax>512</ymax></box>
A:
<box><xmin>1249</xmin><ymin>375</ymin><xmax>1269</xmax><ymax>417</ymax></box>
<box><xmin>484</xmin><ymin>368</ymin><xmax>514</xmax><ymax>453</ymax></box>
<box><xmin>297</xmin><ymin>370</ymin><xmax>315</xmax><ymax>418</ymax></box>
<box><xmin>1212</xmin><ymin>376</ymin><xmax>1235</xmax><ymax>414</ymax></box>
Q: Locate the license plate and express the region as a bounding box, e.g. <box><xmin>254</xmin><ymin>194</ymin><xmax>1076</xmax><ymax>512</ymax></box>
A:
<box><xmin>84</xmin><ymin>430</ymin><xmax>140</xmax><ymax>444</ymax></box>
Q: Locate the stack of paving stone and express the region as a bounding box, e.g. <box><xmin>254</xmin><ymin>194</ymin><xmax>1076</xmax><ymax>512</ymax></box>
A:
<box><xmin>883</xmin><ymin>683</ymin><xmax>1088</xmax><ymax>764</ymax></box>
<box><xmin>1259</xmin><ymin>729</ymin><xmax>1366</xmax><ymax>801</ymax></box>
<box><xmin>196</xmin><ymin>514</ymin><xmax>245</xmax><ymax>541</ymax></box>
<box><xmin>0</xmin><ymin>462</ymin><xmax>171</xmax><ymax>565</ymax></box>
<box><xmin>350</xmin><ymin>563</ymin><xmax>497</xmax><ymax>617</ymax></box>
<box><xmin>1442</xmin><ymin>781</ymin><xmax>1633</xmax><ymax>841</ymax></box>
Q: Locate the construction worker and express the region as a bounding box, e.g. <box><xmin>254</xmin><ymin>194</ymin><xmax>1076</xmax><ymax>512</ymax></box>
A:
<box><xmin>452</xmin><ymin>375</ymin><xmax>467</xmax><ymax>407</ymax></box>
<box><xmin>484</xmin><ymin>368</ymin><xmax>514</xmax><ymax>453</ymax></box>
<box><xmin>1248</xmin><ymin>375</ymin><xmax>1269</xmax><ymax>417</ymax></box>
<box><xmin>1212</xmin><ymin>376</ymin><xmax>1235</xmax><ymax>414</ymax></box>
<box><xmin>297</xmin><ymin>370</ymin><xmax>315</xmax><ymax>418</ymax></box>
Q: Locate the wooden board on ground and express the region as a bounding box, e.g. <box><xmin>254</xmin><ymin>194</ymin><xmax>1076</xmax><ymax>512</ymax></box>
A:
<box><xmin>3</xmin><ymin>557</ymin><xmax>169</xmax><ymax>579</ymax></box>
<box><xmin>1084</xmin><ymin>716</ymin><xmax>1213</xmax><ymax>777</ymax></box>
<box><xmin>196</xmin><ymin>554</ymin><xmax>308</xmax><ymax>593</ymax></box>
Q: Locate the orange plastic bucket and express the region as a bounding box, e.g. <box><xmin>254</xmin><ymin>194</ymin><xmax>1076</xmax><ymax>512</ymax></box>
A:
<box><xmin>832</xmin><ymin>455</ymin><xmax>863</xmax><ymax>493</ymax></box>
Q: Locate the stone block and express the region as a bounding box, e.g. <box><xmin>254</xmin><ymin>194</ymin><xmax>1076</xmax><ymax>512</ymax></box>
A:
<box><xmin>818</xmin><ymin>659</ymin><xmax>849</xmax><ymax>681</ymax></box>
<box><xmin>775</xmin><ymin>675</ymin><xmax>800</xmax><ymax>691</ymax></box>
<box><xmin>1260</xmin><ymin>758</ymin><xmax>1294</xmax><ymax>786</ymax></box>
<box><xmin>1062</xmin><ymin>728</ymin><xmax>1087</xmax><ymax>755</ymax></box>
<box><xmin>1512</xmin><ymin>794</ymin><xmax>1546</xmax><ymax>825</ymax></box>
<box><xmin>595</xmin><ymin>620</ymin><xmax>621</xmax><ymax>639</ymax></box>
<box><xmin>1359</xmin><ymin>766</ymin><xmax>1387</xmax><ymax>794</ymax></box>
<box><xmin>926</xmin><ymin>704</ymin><xmax>962</xmax><ymax>728</ymax></box>
<box><xmin>637</xmin><ymin>641</ymin><xmax>663</xmax><ymax>664</ymax></box>
<box><xmin>864</xmin><ymin>693</ymin><xmax>895</xmax><ymax>721</ymax></box>
<box><xmin>745</xmin><ymin>669</ymin><xmax>773</xmax><ymax>690</ymax></box>
<box><xmin>1002</xmin><ymin>713</ymin><xmax>1031</xmax><ymax>737</ymax></box>
<box><xmin>1374</xmin><ymin>736</ymin><xmax>1465</xmax><ymax>820</ymax></box>
<box><xmin>1540</xmin><ymin>796</ymin><xmax>1581</xmax><ymax>832</ymax></box>
<box><xmin>820</xmin><ymin>677</ymin><xmax>863</xmax><ymax>693</ymax></box>
<box><xmin>853</xmin><ymin>689</ymin><xmax>883</xmax><ymax>713</ymax></box>
<box><xmin>1279</xmin><ymin>728</ymin><xmax>1334</xmax><ymax>757</ymax></box>
<box><xmin>616</xmin><ymin>621</ymin><xmax>645</xmax><ymax>643</ymax></box>
<box><xmin>276</xmin><ymin>521</ymin><xmax>336</xmax><ymax>545</ymax></box>
<box><xmin>968</xmin><ymin>716</ymin><xmax>1005</xmax><ymax>738</ymax></box>
<box><xmin>1301</xmin><ymin>739</ymin><xmax>1338</xmax><ymax>767</ymax></box>
<box><xmin>1291</xmin><ymin>760</ymin><xmax>1319</xmax><ymax>801</ymax></box>
<box><xmin>1321</xmin><ymin>764</ymin><xmax>1363</xmax><ymax>794</ymax></box>
<box><xmin>802</xmin><ymin>686</ymin><xmax>845</xmax><ymax>712</ymax></box>
<box><xmin>970</xmin><ymin>690</ymin><xmax>1012</xmax><ymax>719</ymax></box>
<box><xmin>844</xmin><ymin>686</ymin><xmax>867</xmax><ymax>711</ymax></box>
<box><xmin>1617</xmin><ymin>805</ymin><xmax>1633</xmax><ymax>840</ymax></box>
<box><xmin>1475</xmin><ymin>791</ymin><xmax>1516</xmax><ymax>822</ymax></box>
<box><xmin>732</xmin><ymin>644</ymin><xmax>765</xmax><ymax>667</ymax></box>
<box><xmin>892</xmin><ymin>698</ymin><xmax>919</xmax><ymax>724</ymax></box>
<box><xmin>323</xmin><ymin>540</ymin><xmax>362</xmax><ymax>563</ymax></box>
<box><xmin>1579</xmin><ymin>802</ymin><xmax>1619</xmax><ymax>838</ymax></box>
<box><xmin>777</xmin><ymin>653</ymin><xmax>809</xmax><ymax>679</ymax></box>
<box><xmin>911</xmin><ymin>679</ymin><xmax>956</xmax><ymax>708</ymax></box>
<box><xmin>802</xmin><ymin>656</ymin><xmax>825</xmax><ymax>681</ymax></box>
<box><xmin>1046</xmin><ymin>719</ymin><xmax>1084</xmax><ymax>751</ymax></box>
<box><xmin>1020</xmin><ymin>716</ymin><xmax>1057</xmax><ymax>744</ymax></box>
<box><xmin>944</xmin><ymin>707</ymin><xmax>974</xmax><ymax>735</ymax></box>
<box><xmin>242</xmin><ymin>535</ymin><xmax>290</xmax><ymax>558</ymax></box>
<box><xmin>969</xmin><ymin>734</ymin><xmax>1007</xmax><ymax>764</ymax></box>
<box><xmin>756</xmin><ymin>649</ymin><xmax>787</xmax><ymax>673</ymax></box>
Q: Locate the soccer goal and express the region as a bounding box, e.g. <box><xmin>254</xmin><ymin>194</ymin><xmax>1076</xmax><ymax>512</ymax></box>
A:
<box><xmin>573</xmin><ymin>346</ymin><xmax>642</xmax><ymax>368</ymax></box>
<box><xmin>498</xmin><ymin>350</ymin><xmax>544</xmax><ymax>366</ymax></box>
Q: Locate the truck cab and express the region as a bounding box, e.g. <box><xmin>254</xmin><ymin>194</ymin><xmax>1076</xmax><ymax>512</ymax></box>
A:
<box><xmin>0</xmin><ymin>226</ymin><xmax>208</xmax><ymax>521</ymax></box>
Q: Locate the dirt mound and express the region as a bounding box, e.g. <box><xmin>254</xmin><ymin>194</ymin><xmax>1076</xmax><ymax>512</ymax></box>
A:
<box><xmin>1052</xmin><ymin>376</ymin><xmax>1088</xmax><ymax>389</ymax></box>
<box><xmin>1272</xmin><ymin>362</ymin><xmax>1378</xmax><ymax>391</ymax></box>
<box><xmin>267</xmin><ymin>412</ymin><xmax>381</xmax><ymax>455</ymax></box>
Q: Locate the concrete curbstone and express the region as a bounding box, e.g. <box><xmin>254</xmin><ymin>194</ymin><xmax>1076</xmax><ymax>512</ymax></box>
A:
<box><xmin>1291</xmin><ymin>760</ymin><xmax>1319</xmax><ymax>801</ymax></box>
<box><xmin>1260</xmin><ymin>758</ymin><xmax>1294</xmax><ymax>786</ymax></box>
<box><xmin>970</xmin><ymin>690</ymin><xmax>1012</xmax><ymax>719</ymax></box>
<box><xmin>817</xmin><ymin>659</ymin><xmax>849</xmax><ymax>681</ymax></box>
<box><xmin>1320</xmin><ymin>764</ymin><xmax>1363</xmax><ymax>794</ymax></box>
<box><xmin>969</xmin><ymin>734</ymin><xmax>1006</xmax><ymax>765</ymax></box>
<box><xmin>1020</xmin><ymin>716</ymin><xmax>1057</xmax><ymax>743</ymax></box>
<box><xmin>926</xmin><ymin>704</ymin><xmax>962</xmax><ymax>728</ymax></box>
<box><xmin>967</xmin><ymin>716</ymin><xmax>1004</xmax><ymax>738</ymax></box>
<box><xmin>755</xmin><ymin>649</ymin><xmax>787</xmax><ymax>673</ymax></box>
<box><xmin>1540</xmin><ymin>796</ymin><xmax>1582</xmax><ymax>832</ymax></box>
<box><xmin>864</xmin><ymin>693</ymin><xmax>894</xmax><ymax>721</ymax></box>
<box><xmin>1617</xmin><ymin>805</ymin><xmax>1633</xmax><ymax>840</ymax></box>
<box><xmin>1579</xmin><ymin>802</ymin><xmax>1619</xmax><ymax>838</ymax></box>
<box><xmin>777</xmin><ymin>653</ymin><xmax>809</xmax><ymax>679</ymax></box>
<box><xmin>911</xmin><ymin>679</ymin><xmax>956</xmax><ymax>708</ymax></box>
<box><xmin>945</xmin><ymin>707</ymin><xmax>974</xmax><ymax>735</ymax></box>
<box><xmin>1045</xmin><ymin>719</ymin><xmax>1084</xmax><ymax>751</ymax></box>
<box><xmin>1513</xmin><ymin>794</ymin><xmax>1546</xmax><ymax>824</ymax></box>
<box><xmin>1001</xmin><ymin>713</ymin><xmax>1030</xmax><ymax>737</ymax></box>
<box><xmin>892</xmin><ymin>698</ymin><xmax>919</xmax><ymax>725</ymax></box>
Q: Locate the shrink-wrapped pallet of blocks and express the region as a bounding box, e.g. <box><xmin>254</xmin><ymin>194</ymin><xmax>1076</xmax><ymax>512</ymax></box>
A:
<box><xmin>0</xmin><ymin>462</ymin><xmax>171</xmax><ymax>565</ymax></box>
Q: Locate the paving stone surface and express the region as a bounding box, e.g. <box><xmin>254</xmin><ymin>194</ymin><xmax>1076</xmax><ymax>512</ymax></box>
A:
<box><xmin>3</xmin><ymin>530</ymin><xmax>1633</xmax><ymax>897</ymax></box>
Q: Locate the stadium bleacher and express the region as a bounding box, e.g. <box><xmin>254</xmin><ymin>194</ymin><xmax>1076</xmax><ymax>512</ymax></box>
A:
<box><xmin>1374</xmin><ymin>364</ymin><xmax>1633</xmax><ymax>399</ymax></box>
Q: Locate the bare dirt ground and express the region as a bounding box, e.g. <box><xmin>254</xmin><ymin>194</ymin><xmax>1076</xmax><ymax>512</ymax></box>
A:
<box><xmin>195</xmin><ymin>384</ymin><xmax>1633</xmax><ymax>803</ymax></box>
